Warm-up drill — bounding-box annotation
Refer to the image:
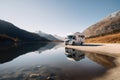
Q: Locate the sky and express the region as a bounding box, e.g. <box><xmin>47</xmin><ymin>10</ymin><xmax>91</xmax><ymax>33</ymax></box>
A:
<box><xmin>0</xmin><ymin>0</ymin><xmax>120</xmax><ymax>36</ymax></box>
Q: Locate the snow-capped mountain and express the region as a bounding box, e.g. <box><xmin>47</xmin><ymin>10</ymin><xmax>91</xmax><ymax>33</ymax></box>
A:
<box><xmin>54</xmin><ymin>34</ymin><xmax>65</xmax><ymax>41</ymax></box>
<box><xmin>36</xmin><ymin>31</ymin><xmax>63</xmax><ymax>41</ymax></box>
<box><xmin>83</xmin><ymin>10</ymin><xmax>120</xmax><ymax>38</ymax></box>
<box><xmin>106</xmin><ymin>10</ymin><xmax>120</xmax><ymax>19</ymax></box>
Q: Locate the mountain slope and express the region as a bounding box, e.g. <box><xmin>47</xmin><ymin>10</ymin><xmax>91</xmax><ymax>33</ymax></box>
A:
<box><xmin>0</xmin><ymin>20</ymin><xmax>50</xmax><ymax>42</ymax></box>
<box><xmin>37</xmin><ymin>31</ymin><xmax>62</xmax><ymax>41</ymax></box>
<box><xmin>83</xmin><ymin>10</ymin><xmax>120</xmax><ymax>38</ymax></box>
<box><xmin>54</xmin><ymin>34</ymin><xmax>65</xmax><ymax>41</ymax></box>
<box><xmin>85</xmin><ymin>33</ymin><xmax>120</xmax><ymax>43</ymax></box>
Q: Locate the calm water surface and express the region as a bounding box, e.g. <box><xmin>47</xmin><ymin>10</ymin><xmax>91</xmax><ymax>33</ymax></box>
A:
<box><xmin>0</xmin><ymin>43</ymin><xmax>116</xmax><ymax>80</ymax></box>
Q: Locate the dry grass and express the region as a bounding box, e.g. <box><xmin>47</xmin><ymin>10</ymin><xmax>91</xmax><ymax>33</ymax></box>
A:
<box><xmin>0</xmin><ymin>34</ymin><xmax>19</xmax><ymax>42</ymax></box>
<box><xmin>85</xmin><ymin>33</ymin><xmax>120</xmax><ymax>43</ymax></box>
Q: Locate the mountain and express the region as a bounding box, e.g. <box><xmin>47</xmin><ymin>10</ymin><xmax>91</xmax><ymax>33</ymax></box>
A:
<box><xmin>83</xmin><ymin>10</ymin><xmax>120</xmax><ymax>38</ymax></box>
<box><xmin>37</xmin><ymin>31</ymin><xmax>62</xmax><ymax>41</ymax></box>
<box><xmin>54</xmin><ymin>34</ymin><xmax>65</xmax><ymax>41</ymax></box>
<box><xmin>0</xmin><ymin>20</ymin><xmax>50</xmax><ymax>43</ymax></box>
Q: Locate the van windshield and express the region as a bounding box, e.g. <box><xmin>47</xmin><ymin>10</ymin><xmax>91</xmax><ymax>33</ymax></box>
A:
<box><xmin>67</xmin><ymin>35</ymin><xmax>74</xmax><ymax>39</ymax></box>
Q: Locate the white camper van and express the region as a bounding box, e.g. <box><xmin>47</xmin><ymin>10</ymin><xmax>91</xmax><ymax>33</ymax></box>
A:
<box><xmin>65</xmin><ymin>32</ymin><xmax>85</xmax><ymax>45</ymax></box>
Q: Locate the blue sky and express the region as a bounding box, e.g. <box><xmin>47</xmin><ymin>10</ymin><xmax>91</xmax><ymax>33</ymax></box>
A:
<box><xmin>0</xmin><ymin>0</ymin><xmax>120</xmax><ymax>36</ymax></box>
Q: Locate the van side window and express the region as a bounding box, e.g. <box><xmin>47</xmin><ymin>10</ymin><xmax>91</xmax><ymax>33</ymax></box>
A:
<box><xmin>78</xmin><ymin>35</ymin><xmax>85</xmax><ymax>38</ymax></box>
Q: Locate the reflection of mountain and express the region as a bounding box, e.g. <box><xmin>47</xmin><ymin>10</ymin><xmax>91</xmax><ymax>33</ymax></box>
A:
<box><xmin>37</xmin><ymin>42</ymin><xmax>60</xmax><ymax>53</ymax></box>
<box><xmin>0</xmin><ymin>43</ymin><xmax>47</xmax><ymax>64</ymax></box>
<box><xmin>65</xmin><ymin>48</ymin><xmax>85</xmax><ymax>61</ymax></box>
<box><xmin>86</xmin><ymin>53</ymin><xmax>116</xmax><ymax>68</ymax></box>
<box><xmin>0</xmin><ymin>42</ymin><xmax>59</xmax><ymax>64</ymax></box>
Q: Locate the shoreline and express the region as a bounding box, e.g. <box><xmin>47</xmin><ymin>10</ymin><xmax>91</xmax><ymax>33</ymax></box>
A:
<box><xmin>65</xmin><ymin>43</ymin><xmax>120</xmax><ymax>57</ymax></box>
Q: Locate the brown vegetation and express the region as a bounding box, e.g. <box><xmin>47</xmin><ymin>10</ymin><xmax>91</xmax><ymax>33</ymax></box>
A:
<box><xmin>85</xmin><ymin>33</ymin><xmax>120</xmax><ymax>43</ymax></box>
<box><xmin>0</xmin><ymin>34</ymin><xmax>19</xmax><ymax>42</ymax></box>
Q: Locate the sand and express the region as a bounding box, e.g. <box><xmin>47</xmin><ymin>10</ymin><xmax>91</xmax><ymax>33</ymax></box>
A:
<box><xmin>65</xmin><ymin>43</ymin><xmax>120</xmax><ymax>80</ymax></box>
<box><xmin>65</xmin><ymin>43</ymin><xmax>120</xmax><ymax>57</ymax></box>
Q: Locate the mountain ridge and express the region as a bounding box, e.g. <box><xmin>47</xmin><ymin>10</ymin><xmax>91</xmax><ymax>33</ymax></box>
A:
<box><xmin>0</xmin><ymin>19</ymin><xmax>50</xmax><ymax>43</ymax></box>
<box><xmin>83</xmin><ymin>10</ymin><xmax>120</xmax><ymax>38</ymax></box>
<box><xmin>37</xmin><ymin>31</ymin><xmax>63</xmax><ymax>41</ymax></box>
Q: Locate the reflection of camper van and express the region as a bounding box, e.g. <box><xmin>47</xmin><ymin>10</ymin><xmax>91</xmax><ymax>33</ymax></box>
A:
<box><xmin>65</xmin><ymin>32</ymin><xmax>85</xmax><ymax>45</ymax></box>
<box><xmin>65</xmin><ymin>48</ymin><xmax>85</xmax><ymax>61</ymax></box>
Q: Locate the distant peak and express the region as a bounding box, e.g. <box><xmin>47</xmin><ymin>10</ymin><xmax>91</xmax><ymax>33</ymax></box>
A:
<box><xmin>107</xmin><ymin>10</ymin><xmax>120</xmax><ymax>18</ymax></box>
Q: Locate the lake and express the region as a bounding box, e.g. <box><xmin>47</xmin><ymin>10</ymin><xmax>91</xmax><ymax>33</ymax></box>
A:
<box><xmin>0</xmin><ymin>42</ymin><xmax>116</xmax><ymax>80</ymax></box>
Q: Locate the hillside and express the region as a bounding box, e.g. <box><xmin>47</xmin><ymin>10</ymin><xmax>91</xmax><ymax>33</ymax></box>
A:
<box><xmin>0</xmin><ymin>20</ymin><xmax>50</xmax><ymax>43</ymax></box>
<box><xmin>0</xmin><ymin>34</ymin><xmax>17</xmax><ymax>44</ymax></box>
<box><xmin>37</xmin><ymin>31</ymin><xmax>63</xmax><ymax>41</ymax></box>
<box><xmin>85</xmin><ymin>33</ymin><xmax>120</xmax><ymax>43</ymax></box>
<box><xmin>54</xmin><ymin>34</ymin><xmax>65</xmax><ymax>41</ymax></box>
<box><xmin>83</xmin><ymin>11</ymin><xmax>120</xmax><ymax>38</ymax></box>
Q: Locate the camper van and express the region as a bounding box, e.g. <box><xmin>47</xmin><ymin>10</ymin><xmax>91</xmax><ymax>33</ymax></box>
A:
<box><xmin>65</xmin><ymin>32</ymin><xmax>85</xmax><ymax>45</ymax></box>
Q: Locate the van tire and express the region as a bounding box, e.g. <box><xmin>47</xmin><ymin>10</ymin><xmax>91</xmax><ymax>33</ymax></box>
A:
<box><xmin>80</xmin><ymin>42</ymin><xmax>83</xmax><ymax>45</ymax></box>
<box><xmin>72</xmin><ymin>42</ymin><xmax>75</xmax><ymax>45</ymax></box>
<box><xmin>65</xmin><ymin>43</ymin><xmax>68</xmax><ymax>45</ymax></box>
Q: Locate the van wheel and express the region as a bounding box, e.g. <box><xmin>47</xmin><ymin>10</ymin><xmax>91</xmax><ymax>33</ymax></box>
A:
<box><xmin>65</xmin><ymin>43</ymin><xmax>68</xmax><ymax>45</ymax></box>
<box><xmin>81</xmin><ymin>42</ymin><xmax>83</xmax><ymax>45</ymax></box>
<box><xmin>72</xmin><ymin>42</ymin><xmax>75</xmax><ymax>45</ymax></box>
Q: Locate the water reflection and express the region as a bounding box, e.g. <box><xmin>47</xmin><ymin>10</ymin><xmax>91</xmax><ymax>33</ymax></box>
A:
<box><xmin>0</xmin><ymin>42</ymin><xmax>58</xmax><ymax>64</ymax></box>
<box><xmin>37</xmin><ymin>42</ymin><xmax>60</xmax><ymax>53</ymax></box>
<box><xmin>0</xmin><ymin>65</ymin><xmax>67</xmax><ymax>80</ymax></box>
<box><xmin>65</xmin><ymin>47</ymin><xmax>85</xmax><ymax>61</ymax></box>
<box><xmin>65</xmin><ymin>48</ymin><xmax>116</xmax><ymax>68</ymax></box>
<box><xmin>0</xmin><ymin>43</ymin><xmax>117</xmax><ymax>80</ymax></box>
<box><xmin>86</xmin><ymin>53</ymin><xmax>116</xmax><ymax>68</ymax></box>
